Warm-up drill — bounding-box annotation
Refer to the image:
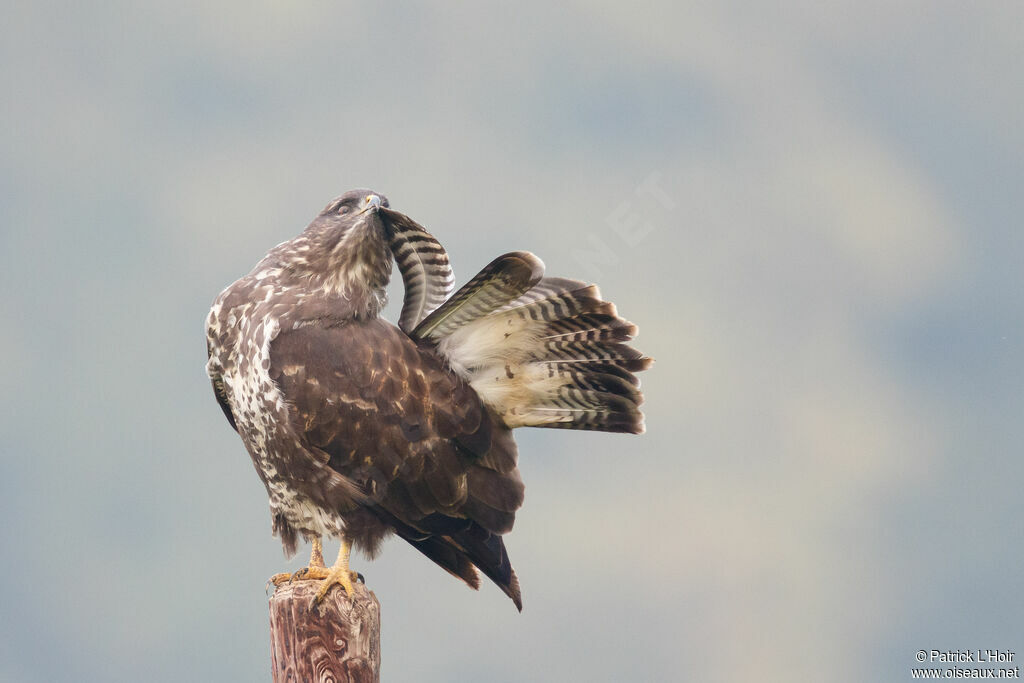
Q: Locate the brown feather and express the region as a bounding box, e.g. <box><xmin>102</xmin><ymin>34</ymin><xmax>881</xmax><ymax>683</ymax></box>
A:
<box><xmin>268</xmin><ymin>318</ymin><xmax>526</xmax><ymax>604</ymax></box>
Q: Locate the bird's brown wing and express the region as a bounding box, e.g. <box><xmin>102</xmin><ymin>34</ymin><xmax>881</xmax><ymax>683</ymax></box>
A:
<box><xmin>268</xmin><ymin>317</ymin><xmax>524</xmax><ymax>609</ymax></box>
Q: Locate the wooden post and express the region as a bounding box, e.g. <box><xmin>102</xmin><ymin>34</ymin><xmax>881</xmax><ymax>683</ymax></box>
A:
<box><xmin>268</xmin><ymin>580</ymin><xmax>381</xmax><ymax>682</ymax></box>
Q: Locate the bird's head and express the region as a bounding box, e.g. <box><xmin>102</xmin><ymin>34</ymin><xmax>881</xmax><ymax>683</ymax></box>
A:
<box><xmin>310</xmin><ymin>188</ymin><xmax>391</xmax><ymax>237</ymax></box>
<box><xmin>278</xmin><ymin>188</ymin><xmax>396</xmax><ymax>314</ymax></box>
<box><xmin>319</xmin><ymin>188</ymin><xmax>389</xmax><ymax>220</ymax></box>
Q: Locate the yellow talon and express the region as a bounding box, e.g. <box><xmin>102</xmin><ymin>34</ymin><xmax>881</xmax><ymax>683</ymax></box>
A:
<box><xmin>312</xmin><ymin>567</ymin><xmax>359</xmax><ymax>605</ymax></box>
<box><xmin>268</xmin><ymin>537</ymin><xmax>326</xmax><ymax>587</ymax></box>
<box><xmin>267</xmin><ymin>538</ymin><xmax>361</xmax><ymax>605</ymax></box>
<box><xmin>268</xmin><ymin>572</ymin><xmax>292</xmax><ymax>588</ymax></box>
<box><xmin>313</xmin><ymin>539</ymin><xmax>357</xmax><ymax>605</ymax></box>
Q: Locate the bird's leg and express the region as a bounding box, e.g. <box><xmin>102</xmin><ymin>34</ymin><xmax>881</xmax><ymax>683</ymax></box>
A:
<box><xmin>268</xmin><ymin>538</ymin><xmax>362</xmax><ymax>604</ymax></box>
<box><xmin>311</xmin><ymin>538</ymin><xmax>361</xmax><ymax>605</ymax></box>
<box><xmin>269</xmin><ymin>537</ymin><xmax>326</xmax><ymax>586</ymax></box>
<box><xmin>309</xmin><ymin>536</ymin><xmax>325</xmax><ymax>568</ymax></box>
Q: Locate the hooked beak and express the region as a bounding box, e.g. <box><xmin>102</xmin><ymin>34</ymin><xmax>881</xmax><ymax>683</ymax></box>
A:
<box><xmin>361</xmin><ymin>194</ymin><xmax>383</xmax><ymax>214</ymax></box>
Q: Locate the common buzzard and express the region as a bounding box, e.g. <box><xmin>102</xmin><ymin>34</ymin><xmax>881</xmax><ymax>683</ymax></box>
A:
<box><xmin>205</xmin><ymin>189</ymin><xmax>651</xmax><ymax>610</ymax></box>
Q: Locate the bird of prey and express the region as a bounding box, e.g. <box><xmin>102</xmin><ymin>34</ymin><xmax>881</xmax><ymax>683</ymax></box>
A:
<box><xmin>206</xmin><ymin>189</ymin><xmax>651</xmax><ymax>610</ymax></box>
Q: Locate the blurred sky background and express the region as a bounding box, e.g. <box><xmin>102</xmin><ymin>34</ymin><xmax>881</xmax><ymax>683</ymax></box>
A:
<box><xmin>2</xmin><ymin>2</ymin><xmax>1022</xmax><ymax>682</ymax></box>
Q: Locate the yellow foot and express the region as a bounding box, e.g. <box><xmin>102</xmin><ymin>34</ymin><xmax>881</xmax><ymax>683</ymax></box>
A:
<box><xmin>267</xmin><ymin>539</ymin><xmax>362</xmax><ymax>604</ymax></box>
<box><xmin>267</xmin><ymin>537</ymin><xmax>327</xmax><ymax>590</ymax></box>
<box><xmin>268</xmin><ymin>572</ymin><xmax>295</xmax><ymax>587</ymax></box>
<box><xmin>266</xmin><ymin>566</ymin><xmax>364</xmax><ymax>603</ymax></box>
<box><xmin>299</xmin><ymin>565</ymin><xmax>363</xmax><ymax>605</ymax></box>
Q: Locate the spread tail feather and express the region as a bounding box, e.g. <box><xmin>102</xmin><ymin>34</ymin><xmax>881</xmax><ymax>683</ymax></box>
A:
<box><xmin>412</xmin><ymin>252</ymin><xmax>544</xmax><ymax>341</ymax></box>
<box><xmin>421</xmin><ymin>252</ymin><xmax>652</xmax><ymax>433</ymax></box>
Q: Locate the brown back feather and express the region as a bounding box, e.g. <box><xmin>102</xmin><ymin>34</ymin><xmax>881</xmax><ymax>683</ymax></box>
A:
<box><xmin>269</xmin><ymin>318</ymin><xmax>525</xmax><ymax>608</ymax></box>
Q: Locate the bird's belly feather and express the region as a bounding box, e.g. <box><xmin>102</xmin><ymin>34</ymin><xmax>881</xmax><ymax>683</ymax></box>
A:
<box><xmin>223</xmin><ymin>311</ymin><xmax>346</xmax><ymax>540</ymax></box>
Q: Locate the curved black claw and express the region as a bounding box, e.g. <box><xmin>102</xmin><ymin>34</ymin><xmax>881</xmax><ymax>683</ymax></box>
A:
<box><xmin>267</xmin><ymin>572</ymin><xmax>295</xmax><ymax>592</ymax></box>
<box><xmin>356</xmin><ymin>572</ymin><xmax>365</xmax><ymax>584</ymax></box>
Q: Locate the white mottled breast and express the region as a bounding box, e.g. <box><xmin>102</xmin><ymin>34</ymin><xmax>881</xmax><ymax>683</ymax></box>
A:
<box><xmin>206</xmin><ymin>276</ymin><xmax>346</xmax><ymax>540</ymax></box>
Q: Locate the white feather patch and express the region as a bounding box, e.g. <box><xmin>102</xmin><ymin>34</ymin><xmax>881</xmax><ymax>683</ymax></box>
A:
<box><xmin>437</xmin><ymin>311</ymin><xmax>591</xmax><ymax>426</ymax></box>
<box><xmin>467</xmin><ymin>362</ymin><xmax>569</xmax><ymax>427</ymax></box>
<box><xmin>437</xmin><ymin>312</ymin><xmax>545</xmax><ymax>378</ymax></box>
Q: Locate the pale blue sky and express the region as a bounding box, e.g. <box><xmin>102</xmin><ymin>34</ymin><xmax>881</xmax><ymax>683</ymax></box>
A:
<box><xmin>2</xmin><ymin>3</ymin><xmax>1022</xmax><ymax>682</ymax></box>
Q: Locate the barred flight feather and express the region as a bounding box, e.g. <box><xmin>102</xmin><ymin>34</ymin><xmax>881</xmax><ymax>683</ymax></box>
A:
<box><xmin>540</xmin><ymin>313</ymin><xmax>637</xmax><ymax>343</ymax></box>
<box><xmin>412</xmin><ymin>252</ymin><xmax>544</xmax><ymax>341</ymax></box>
<box><xmin>426</xmin><ymin>253</ymin><xmax>652</xmax><ymax>434</ymax></box>
<box><xmin>382</xmin><ymin>208</ymin><xmax>455</xmax><ymax>333</ymax></box>
<box><xmin>557</xmin><ymin>360</ymin><xmax>645</xmax><ymax>386</ymax></box>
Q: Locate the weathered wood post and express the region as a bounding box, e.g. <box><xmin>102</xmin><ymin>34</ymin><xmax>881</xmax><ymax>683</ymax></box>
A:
<box><xmin>268</xmin><ymin>580</ymin><xmax>381</xmax><ymax>682</ymax></box>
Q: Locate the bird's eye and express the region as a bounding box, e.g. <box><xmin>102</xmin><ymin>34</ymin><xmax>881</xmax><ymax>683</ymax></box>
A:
<box><xmin>336</xmin><ymin>203</ymin><xmax>350</xmax><ymax>215</ymax></box>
